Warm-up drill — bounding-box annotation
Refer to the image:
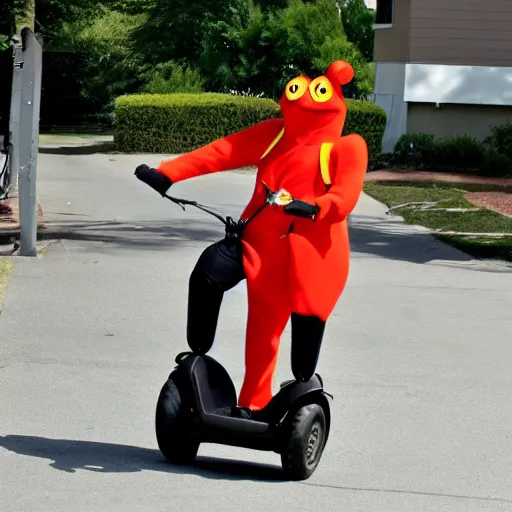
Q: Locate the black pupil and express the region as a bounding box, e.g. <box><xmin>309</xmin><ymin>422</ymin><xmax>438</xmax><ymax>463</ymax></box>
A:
<box><xmin>319</xmin><ymin>86</ymin><xmax>327</xmax><ymax>94</ymax></box>
<box><xmin>290</xmin><ymin>84</ymin><xmax>299</xmax><ymax>93</ymax></box>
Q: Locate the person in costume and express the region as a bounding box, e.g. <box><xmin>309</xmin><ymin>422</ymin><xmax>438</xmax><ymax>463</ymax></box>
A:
<box><xmin>135</xmin><ymin>60</ymin><xmax>368</xmax><ymax>417</ymax></box>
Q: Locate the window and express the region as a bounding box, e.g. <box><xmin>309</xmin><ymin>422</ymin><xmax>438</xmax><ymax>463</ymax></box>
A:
<box><xmin>375</xmin><ymin>0</ymin><xmax>393</xmax><ymax>25</ymax></box>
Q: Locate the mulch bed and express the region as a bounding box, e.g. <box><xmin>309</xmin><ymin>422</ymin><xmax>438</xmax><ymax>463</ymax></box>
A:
<box><xmin>464</xmin><ymin>192</ymin><xmax>512</xmax><ymax>217</ymax></box>
<box><xmin>0</xmin><ymin>200</ymin><xmax>15</xmax><ymax>225</ymax></box>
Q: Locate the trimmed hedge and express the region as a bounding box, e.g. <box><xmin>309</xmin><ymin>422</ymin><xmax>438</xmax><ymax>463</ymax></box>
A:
<box><xmin>113</xmin><ymin>93</ymin><xmax>386</xmax><ymax>158</ymax></box>
<box><xmin>343</xmin><ymin>98</ymin><xmax>386</xmax><ymax>158</ymax></box>
<box><xmin>114</xmin><ymin>93</ymin><xmax>281</xmax><ymax>154</ymax></box>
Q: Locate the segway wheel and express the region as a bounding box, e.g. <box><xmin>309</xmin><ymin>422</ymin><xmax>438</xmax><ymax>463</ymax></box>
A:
<box><xmin>155</xmin><ymin>375</ymin><xmax>199</xmax><ymax>464</ymax></box>
<box><xmin>281</xmin><ymin>404</ymin><xmax>327</xmax><ymax>481</ymax></box>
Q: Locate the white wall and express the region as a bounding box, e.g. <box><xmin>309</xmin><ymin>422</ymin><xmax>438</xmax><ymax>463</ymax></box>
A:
<box><xmin>404</xmin><ymin>64</ymin><xmax>512</xmax><ymax>106</ymax></box>
<box><xmin>373</xmin><ymin>62</ymin><xmax>408</xmax><ymax>153</ymax></box>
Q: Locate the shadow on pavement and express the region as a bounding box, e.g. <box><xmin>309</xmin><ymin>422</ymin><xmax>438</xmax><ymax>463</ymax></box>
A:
<box><xmin>348</xmin><ymin>215</ymin><xmax>462</xmax><ymax>264</ymax></box>
<box><xmin>0</xmin><ymin>434</ymin><xmax>285</xmax><ymax>483</ymax></box>
<box><xmin>348</xmin><ymin>215</ymin><xmax>512</xmax><ymax>272</ymax></box>
<box><xmin>31</xmin><ymin>213</ymin><xmax>511</xmax><ymax>271</ymax></box>
<box><xmin>39</xmin><ymin>143</ymin><xmax>114</xmax><ymax>155</ymax></box>
<box><xmin>3</xmin><ymin>434</ymin><xmax>510</xmax><ymax>504</ymax></box>
<box><xmin>37</xmin><ymin>219</ymin><xmax>224</xmax><ymax>251</ymax></box>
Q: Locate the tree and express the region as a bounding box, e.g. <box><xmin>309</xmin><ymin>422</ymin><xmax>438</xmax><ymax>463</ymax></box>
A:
<box><xmin>1</xmin><ymin>0</ymin><xmax>36</xmax><ymax>36</ymax></box>
<box><xmin>253</xmin><ymin>0</ymin><xmax>288</xmax><ymax>11</ymax></box>
<box><xmin>34</xmin><ymin>0</ymin><xmax>99</xmax><ymax>39</ymax></box>
<box><xmin>107</xmin><ymin>0</ymin><xmax>155</xmax><ymax>14</ymax></box>
<box><xmin>3</xmin><ymin>0</ymin><xmax>376</xmax><ymax>126</ymax></box>
<box><xmin>48</xmin><ymin>6</ymin><xmax>147</xmax><ymax>110</ymax></box>
<box><xmin>17</xmin><ymin>0</ymin><xmax>35</xmax><ymax>31</ymax></box>
<box><xmin>339</xmin><ymin>0</ymin><xmax>375</xmax><ymax>61</ymax></box>
<box><xmin>272</xmin><ymin>0</ymin><xmax>373</xmax><ymax>95</ymax></box>
<box><xmin>253</xmin><ymin>0</ymin><xmax>319</xmax><ymax>12</ymax></box>
<box><xmin>199</xmin><ymin>0</ymin><xmax>373</xmax><ymax>99</ymax></box>
<box><xmin>198</xmin><ymin>1</ymin><xmax>266</xmax><ymax>93</ymax></box>
<box><xmin>132</xmin><ymin>0</ymin><xmax>247</xmax><ymax>65</ymax></box>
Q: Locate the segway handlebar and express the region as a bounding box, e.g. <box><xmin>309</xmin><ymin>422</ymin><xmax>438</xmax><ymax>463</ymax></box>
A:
<box><xmin>162</xmin><ymin>181</ymin><xmax>294</xmax><ymax>238</ymax></box>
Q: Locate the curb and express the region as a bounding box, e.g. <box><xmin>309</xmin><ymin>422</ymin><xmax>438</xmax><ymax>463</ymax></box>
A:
<box><xmin>39</xmin><ymin>141</ymin><xmax>115</xmax><ymax>155</ymax></box>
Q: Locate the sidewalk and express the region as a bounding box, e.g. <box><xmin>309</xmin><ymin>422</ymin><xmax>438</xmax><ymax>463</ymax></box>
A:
<box><xmin>38</xmin><ymin>133</ymin><xmax>114</xmax><ymax>154</ymax></box>
<box><xmin>0</xmin><ymin>134</ymin><xmax>111</xmax><ymax>244</ymax></box>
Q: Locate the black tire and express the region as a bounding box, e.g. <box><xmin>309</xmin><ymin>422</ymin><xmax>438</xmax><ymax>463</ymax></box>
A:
<box><xmin>155</xmin><ymin>374</ymin><xmax>199</xmax><ymax>464</ymax></box>
<box><xmin>281</xmin><ymin>404</ymin><xmax>328</xmax><ymax>481</ymax></box>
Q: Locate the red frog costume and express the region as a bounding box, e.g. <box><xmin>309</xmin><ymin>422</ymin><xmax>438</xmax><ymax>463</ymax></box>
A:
<box><xmin>135</xmin><ymin>60</ymin><xmax>368</xmax><ymax>415</ymax></box>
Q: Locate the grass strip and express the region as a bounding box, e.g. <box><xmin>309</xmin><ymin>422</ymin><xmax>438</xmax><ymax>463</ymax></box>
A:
<box><xmin>0</xmin><ymin>257</ymin><xmax>13</xmax><ymax>310</ymax></box>
<box><xmin>363</xmin><ymin>181</ymin><xmax>512</xmax><ymax>262</ymax></box>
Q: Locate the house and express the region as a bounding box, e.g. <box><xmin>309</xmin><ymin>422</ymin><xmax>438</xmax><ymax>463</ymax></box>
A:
<box><xmin>372</xmin><ymin>0</ymin><xmax>512</xmax><ymax>153</ymax></box>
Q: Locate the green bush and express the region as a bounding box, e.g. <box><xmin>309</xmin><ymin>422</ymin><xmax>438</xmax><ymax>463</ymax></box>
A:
<box><xmin>392</xmin><ymin>132</ymin><xmax>486</xmax><ymax>172</ymax></box>
<box><xmin>436</xmin><ymin>134</ymin><xmax>485</xmax><ymax>172</ymax></box>
<box><xmin>393</xmin><ymin>133</ymin><xmax>437</xmax><ymax>168</ymax></box>
<box><xmin>479</xmin><ymin>149</ymin><xmax>512</xmax><ymax>178</ymax></box>
<box><xmin>369</xmin><ymin>152</ymin><xmax>396</xmax><ymax>171</ymax></box>
<box><xmin>394</xmin><ymin>132</ymin><xmax>435</xmax><ymax>155</ymax></box>
<box><xmin>114</xmin><ymin>93</ymin><xmax>387</xmax><ymax>157</ymax></box>
<box><xmin>374</xmin><ymin>131</ymin><xmax>512</xmax><ymax>177</ymax></box>
<box><xmin>343</xmin><ymin>99</ymin><xmax>387</xmax><ymax>159</ymax></box>
<box><xmin>141</xmin><ymin>61</ymin><xmax>205</xmax><ymax>94</ymax></box>
<box><xmin>483</xmin><ymin>123</ymin><xmax>512</xmax><ymax>161</ymax></box>
<box><xmin>0</xmin><ymin>35</ymin><xmax>10</xmax><ymax>51</ymax></box>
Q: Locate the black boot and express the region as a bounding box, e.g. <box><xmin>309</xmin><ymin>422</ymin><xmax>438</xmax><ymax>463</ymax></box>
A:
<box><xmin>187</xmin><ymin>270</ymin><xmax>224</xmax><ymax>354</ymax></box>
<box><xmin>290</xmin><ymin>313</ymin><xmax>326</xmax><ymax>382</ymax></box>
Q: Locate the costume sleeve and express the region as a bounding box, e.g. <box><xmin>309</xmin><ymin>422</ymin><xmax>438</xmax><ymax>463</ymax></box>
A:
<box><xmin>156</xmin><ymin>118</ymin><xmax>284</xmax><ymax>184</ymax></box>
<box><xmin>315</xmin><ymin>134</ymin><xmax>368</xmax><ymax>223</ymax></box>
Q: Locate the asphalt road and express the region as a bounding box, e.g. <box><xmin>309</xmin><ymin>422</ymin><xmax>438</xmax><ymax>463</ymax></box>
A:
<box><xmin>1</xmin><ymin>152</ymin><xmax>512</xmax><ymax>512</ymax></box>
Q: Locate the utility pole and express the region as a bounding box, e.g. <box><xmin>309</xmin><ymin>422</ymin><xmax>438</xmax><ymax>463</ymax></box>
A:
<box><xmin>6</xmin><ymin>1</ymin><xmax>41</xmax><ymax>256</ymax></box>
<box><xmin>16</xmin><ymin>27</ymin><xmax>42</xmax><ymax>256</ymax></box>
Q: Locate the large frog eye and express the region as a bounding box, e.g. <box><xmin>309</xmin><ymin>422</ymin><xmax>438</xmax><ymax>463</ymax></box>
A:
<box><xmin>285</xmin><ymin>76</ymin><xmax>308</xmax><ymax>101</ymax></box>
<box><xmin>309</xmin><ymin>77</ymin><xmax>333</xmax><ymax>103</ymax></box>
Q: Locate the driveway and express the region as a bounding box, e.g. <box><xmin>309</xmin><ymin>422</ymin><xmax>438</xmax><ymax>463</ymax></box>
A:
<box><xmin>1</xmin><ymin>152</ymin><xmax>511</xmax><ymax>512</ymax></box>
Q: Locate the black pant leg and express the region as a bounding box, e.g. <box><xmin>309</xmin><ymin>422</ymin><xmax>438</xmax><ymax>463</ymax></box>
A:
<box><xmin>290</xmin><ymin>313</ymin><xmax>326</xmax><ymax>382</ymax></box>
<box><xmin>187</xmin><ymin>237</ymin><xmax>246</xmax><ymax>354</ymax></box>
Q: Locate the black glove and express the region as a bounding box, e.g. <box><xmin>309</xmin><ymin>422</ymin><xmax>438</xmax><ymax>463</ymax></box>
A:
<box><xmin>284</xmin><ymin>199</ymin><xmax>319</xmax><ymax>220</ymax></box>
<box><xmin>134</xmin><ymin>164</ymin><xmax>172</xmax><ymax>196</ymax></box>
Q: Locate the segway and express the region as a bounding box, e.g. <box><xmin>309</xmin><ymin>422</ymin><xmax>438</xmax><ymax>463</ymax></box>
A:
<box><xmin>153</xmin><ymin>186</ymin><xmax>333</xmax><ymax>481</ymax></box>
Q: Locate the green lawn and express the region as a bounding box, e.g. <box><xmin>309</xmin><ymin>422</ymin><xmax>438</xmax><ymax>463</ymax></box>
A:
<box><xmin>363</xmin><ymin>181</ymin><xmax>512</xmax><ymax>262</ymax></box>
<box><xmin>0</xmin><ymin>257</ymin><xmax>13</xmax><ymax>310</ymax></box>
